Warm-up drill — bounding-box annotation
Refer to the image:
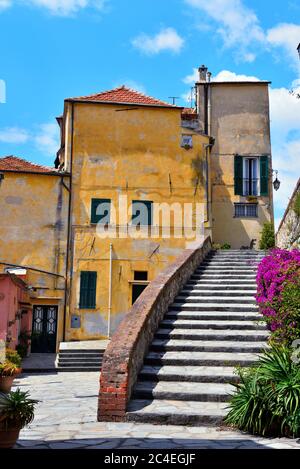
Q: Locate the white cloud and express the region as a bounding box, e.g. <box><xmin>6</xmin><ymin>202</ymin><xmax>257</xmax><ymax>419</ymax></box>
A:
<box><xmin>267</xmin><ymin>23</ymin><xmax>300</xmax><ymax>69</ymax></box>
<box><xmin>0</xmin><ymin>0</ymin><xmax>11</xmax><ymax>10</ymax></box>
<box><xmin>0</xmin><ymin>122</ymin><xmax>59</xmax><ymax>155</ymax></box>
<box><xmin>34</xmin><ymin>123</ymin><xmax>59</xmax><ymax>155</ymax></box>
<box><xmin>0</xmin><ymin>79</ymin><xmax>6</xmax><ymax>103</ymax></box>
<box><xmin>213</xmin><ymin>70</ymin><xmax>261</xmax><ymax>82</ymax></box>
<box><xmin>185</xmin><ymin>0</ymin><xmax>265</xmax><ymax>61</ymax></box>
<box><xmin>132</xmin><ymin>27</ymin><xmax>184</xmax><ymax>55</ymax></box>
<box><xmin>183</xmin><ymin>68</ymin><xmax>261</xmax><ymax>85</ymax></box>
<box><xmin>0</xmin><ymin>0</ymin><xmax>107</xmax><ymax>16</ymax></box>
<box><xmin>0</xmin><ymin>127</ymin><xmax>29</xmax><ymax>143</ymax></box>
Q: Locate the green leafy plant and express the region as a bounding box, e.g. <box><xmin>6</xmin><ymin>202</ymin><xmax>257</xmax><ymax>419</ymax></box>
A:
<box><xmin>225</xmin><ymin>346</ymin><xmax>300</xmax><ymax>437</ymax></box>
<box><xmin>5</xmin><ymin>349</ymin><xmax>22</xmax><ymax>367</ymax></box>
<box><xmin>0</xmin><ymin>389</ymin><xmax>38</xmax><ymax>430</ymax></box>
<box><xmin>259</xmin><ymin>222</ymin><xmax>275</xmax><ymax>250</ymax></box>
<box><xmin>0</xmin><ymin>362</ymin><xmax>21</xmax><ymax>377</ymax></box>
<box><xmin>221</xmin><ymin>243</ymin><xmax>231</xmax><ymax>250</ymax></box>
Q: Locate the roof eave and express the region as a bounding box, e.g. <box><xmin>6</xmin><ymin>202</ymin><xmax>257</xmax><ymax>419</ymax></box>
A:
<box><xmin>65</xmin><ymin>98</ymin><xmax>183</xmax><ymax>110</ymax></box>
<box><xmin>0</xmin><ymin>169</ymin><xmax>70</xmax><ymax>177</ymax></box>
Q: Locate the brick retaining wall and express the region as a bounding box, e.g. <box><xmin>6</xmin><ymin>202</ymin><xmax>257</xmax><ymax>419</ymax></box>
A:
<box><xmin>97</xmin><ymin>236</ymin><xmax>212</xmax><ymax>421</ymax></box>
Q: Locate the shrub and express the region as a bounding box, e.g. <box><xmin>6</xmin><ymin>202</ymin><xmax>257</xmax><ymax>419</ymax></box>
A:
<box><xmin>5</xmin><ymin>349</ymin><xmax>21</xmax><ymax>367</ymax></box>
<box><xmin>256</xmin><ymin>248</ymin><xmax>300</xmax><ymax>346</ymax></box>
<box><xmin>225</xmin><ymin>346</ymin><xmax>300</xmax><ymax>437</ymax></box>
<box><xmin>259</xmin><ymin>222</ymin><xmax>275</xmax><ymax>250</ymax></box>
<box><xmin>0</xmin><ymin>389</ymin><xmax>38</xmax><ymax>430</ymax></box>
<box><xmin>221</xmin><ymin>243</ymin><xmax>231</xmax><ymax>250</ymax></box>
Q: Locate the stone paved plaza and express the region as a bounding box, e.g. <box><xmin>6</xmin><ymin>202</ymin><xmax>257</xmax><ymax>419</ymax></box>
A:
<box><xmin>12</xmin><ymin>372</ymin><xmax>300</xmax><ymax>449</ymax></box>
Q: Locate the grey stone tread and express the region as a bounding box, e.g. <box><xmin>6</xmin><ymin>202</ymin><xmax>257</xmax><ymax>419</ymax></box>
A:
<box><xmin>175</xmin><ymin>295</ymin><xmax>256</xmax><ymax>301</ymax></box>
<box><xmin>151</xmin><ymin>338</ymin><xmax>267</xmax><ymax>351</ymax></box>
<box><xmin>160</xmin><ymin>319</ymin><xmax>264</xmax><ymax>329</ymax></box>
<box><xmin>166</xmin><ymin>311</ymin><xmax>261</xmax><ymax>319</ymax></box>
<box><xmin>134</xmin><ymin>380</ymin><xmax>233</xmax><ymax>397</ymax></box>
<box><xmin>127</xmin><ymin>399</ymin><xmax>228</xmax><ymax>417</ymax></box>
<box><xmin>139</xmin><ymin>365</ymin><xmax>237</xmax><ymax>379</ymax></box>
<box><xmin>181</xmin><ymin>289</ymin><xmax>257</xmax><ymax>295</ymax></box>
<box><xmin>146</xmin><ymin>350</ymin><xmax>259</xmax><ymax>365</ymax></box>
<box><xmin>156</xmin><ymin>328</ymin><xmax>268</xmax><ymax>338</ymax></box>
<box><xmin>171</xmin><ymin>302</ymin><xmax>259</xmax><ymax>310</ymax></box>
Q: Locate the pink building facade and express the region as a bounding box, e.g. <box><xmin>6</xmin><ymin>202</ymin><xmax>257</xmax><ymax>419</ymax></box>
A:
<box><xmin>0</xmin><ymin>273</ymin><xmax>32</xmax><ymax>353</ymax></box>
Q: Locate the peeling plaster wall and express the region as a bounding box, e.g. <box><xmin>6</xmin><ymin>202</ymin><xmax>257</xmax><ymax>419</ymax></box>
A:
<box><xmin>64</xmin><ymin>102</ymin><xmax>211</xmax><ymax>340</ymax></box>
<box><xmin>0</xmin><ymin>172</ymin><xmax>69</xmax><ymax>349</ymax></box>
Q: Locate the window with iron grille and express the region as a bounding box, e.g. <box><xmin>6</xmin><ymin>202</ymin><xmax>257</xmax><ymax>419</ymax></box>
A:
<box><xmin>234</xmin><ymin>203</ymin><xmax>258</xmax><ymax>218</ymax></box>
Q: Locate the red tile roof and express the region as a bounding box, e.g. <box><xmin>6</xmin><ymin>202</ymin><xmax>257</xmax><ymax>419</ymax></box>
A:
<box><xmin>0</xmin><ymin>156</ymin><xmax>59</xmax><ymax>174</ymax></box>
<box><xmin>67</xmin><ymin>85</ymin><xmax>182</xmax><ymax>108</ymax></box>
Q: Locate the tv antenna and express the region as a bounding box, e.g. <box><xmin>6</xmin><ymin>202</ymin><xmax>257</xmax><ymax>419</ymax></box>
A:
<box><xmin>168</xmin><ymin>96</ymin><xmax>180</xmax><ymax>105</ymax></box>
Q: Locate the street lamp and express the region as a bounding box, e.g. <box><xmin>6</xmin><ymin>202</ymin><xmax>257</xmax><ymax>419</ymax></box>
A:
<box><xmin>272</xmin><ymin>170</ymin><xmax>280</xmax><ymax>191</ymax></box>
<box><xmin>297</xmin><ymin>43</ymin><xmax>300</xmax><ymax>60</ymax></box>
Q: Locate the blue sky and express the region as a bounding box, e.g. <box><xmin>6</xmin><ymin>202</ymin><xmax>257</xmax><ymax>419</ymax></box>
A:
<box><xmin>0</xmin><ymin>0</ymin><xmax>300</xmax><ymax>227</ymax></box>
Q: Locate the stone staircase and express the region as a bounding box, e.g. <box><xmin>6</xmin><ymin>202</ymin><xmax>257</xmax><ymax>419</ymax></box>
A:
<box><xmin>56</xmin><ymin>340</ymin><xmax>109</xmax><ymax>372</ymax></box>
<box><xmin>126</xmin><ymin>249</ymin><xmax>268</xmax><ymax>426</ymax></box>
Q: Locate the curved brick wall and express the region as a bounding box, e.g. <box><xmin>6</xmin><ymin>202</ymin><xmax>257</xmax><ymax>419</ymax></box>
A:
<box><xmin>97</xmin><ymin>236</ymin><xmax>212</xmax><ymax>421</ymax></box>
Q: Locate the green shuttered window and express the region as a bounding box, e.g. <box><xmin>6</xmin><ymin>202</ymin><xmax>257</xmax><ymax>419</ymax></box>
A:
<box><xmin>234</xmin><ymin>155</ymin><xmax>243</xmax><ymax>196</ymax></box>
<box><xmin>132</xmin><ymin>200</ymin><xmax>153</xmax><ymax>226</ymax></box>
<box><xmin>260</xmin><ymin>155</ymin><xmax>269</xmax><ymax>196</ymax></box>
<box><xmin>234</xmin><ymin>155</ymin><xmax>269</xmax><ymax>196</ymax></box>
<box><xmin>91</xmin><ymin>198</ymin><xmax>111</xmax><ymax>224</ymax></box>
<box><xmin>79</xmin><ymin>271</ymin><xmax>97</xmax><ymax>309</ymax></box>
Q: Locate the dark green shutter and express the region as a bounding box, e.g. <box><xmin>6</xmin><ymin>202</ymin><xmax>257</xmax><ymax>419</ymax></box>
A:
<box><xmin>132</xmin><ymin>201</ymin><xmax>153</xmax><ymax>225</ymax></box>
<box><xmin>260</xmin><ymin>155</ymin><xmax>269</xmax><ymax>196</ymax></box>
<box><xmin>234</xmin><ymin>155</ymin><xmax>243</xmax><ymax>195</ymax></box>
<box><xmin>79</xmin><ymin>271</ymin><xmax>97</xmax><ymax>309</ymax></box>
<box><xmin>91</xmin><ymin>199</ymin><xmax>111</xmax><ymax>224</ymax></box>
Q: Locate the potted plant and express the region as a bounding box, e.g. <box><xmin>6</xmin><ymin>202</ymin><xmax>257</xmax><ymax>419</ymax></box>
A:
<box><xmin>0</xmin><ymin>389</ymin><xmax>38</xmax><ymax>449</ymax></box>
<box><xmin>0</xmin><ymin>349</ymin><xmax>22</xmax><ymax>393</ymax></box>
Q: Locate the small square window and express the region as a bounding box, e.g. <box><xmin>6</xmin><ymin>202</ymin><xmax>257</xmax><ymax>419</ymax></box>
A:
<box><xmin>181</xmin><ymin>135</ymin><xmax>193</xmax><ymax>148</ymax></box>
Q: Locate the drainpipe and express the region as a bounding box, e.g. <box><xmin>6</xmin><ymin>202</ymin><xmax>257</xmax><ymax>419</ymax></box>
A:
<box><xmin>107</xmin><ymin>243</ymin><xmax>113</xmax><ymax>338</ymax></box>
<box><xmin>63</xmin><ymin>102</ymin><xmax>74</xmax><ymax>342</ymax></box>
<box><xmin>207</xmin><ymin>72</ymin><xmax>212</xmax><ymax>137</ymax></box>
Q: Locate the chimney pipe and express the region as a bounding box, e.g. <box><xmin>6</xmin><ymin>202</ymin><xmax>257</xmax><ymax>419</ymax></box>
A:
<box><xmin>198</xmin><ymin>65</ymin><xmax>208</xmax><ymax>82</ymax></box>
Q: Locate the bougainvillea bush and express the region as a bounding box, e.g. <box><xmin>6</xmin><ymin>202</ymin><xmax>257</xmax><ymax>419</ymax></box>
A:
<box><xmin>256</xmin><ymin>248</ymin><xmax>300</xmax><ymax>346</ymax></box>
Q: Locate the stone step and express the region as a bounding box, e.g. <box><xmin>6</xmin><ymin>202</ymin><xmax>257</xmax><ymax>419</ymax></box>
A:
<box><xmin>166</xmin><ymin>311</ymin><xmax>260</xmax><ymax>321</ymax></box>
<box><xmin>57</xmin><ymin>366</ymin><xmax>101</xmax><ymax>372</ymax></box>
<box><xmin>133</xmin><ymin>380</ymin><xmax>233</xmax><ymax>402</ymax></box>
<box><xmin>139</xmin><ymin>365</ymin><xmax>238</xmax><ymax>383</ymax></box>
<box><xmin>202</xmin><ymin>261</ymin><xmax>260</xmax><ymax>265</ymax></box>
<box><xmin>126</xmin><ymin>399</ymin><xmax>228</xmax><ymax>426</ymax></box>
<box><xmin>160</xmin><ymin>319</ymin><xmax>264</xmax><ymax>330</ymax></box>
<box><xmin>155</xmin><ymin>328</ymin><xmax>268</xmax><ymax>341</ymax></box>
<box><xmin>181</xmin><ymin>289</ymin><xmax>256</xmax><ymax>296</ymax></box>
<box><xmin>208</xmin><ymin>256</ymin><xmax>264</xmax><ymax>260</ymax></box>
<box><xmin>150</xmin><ymin>339</ymin><xmax>267</xmax><ymax>353</ymax></box>
<box><xmin>145</xmin><ymin>351</ymin><xmax>259</xmax><ymax>367</ymax></box>
<box><xmin>58</xmin><ymin>353</ymin><xmax>103</xmax><ymax>358</ymax></box>
<box><xmin>174</xmin><ymin>295</ymin><xmax>256</xmax><ymax>304</ymax></box>
<box><xmin>58</xmin><ymin>359</ymin><xmax>102</xmax><ymax>366</ymax></box>
<box><xmin>196</xmin><ymin>267</ymin><xmax>257</xmax><ymax>272</ymax></box>
<box><xmin>59</xmin><ymin>350</ymin><xmax>104</xmax><ymax>354</ymax></box>
<box><xmin>191</xmin><ymin>274</ymin><xmax>256</xmax><ymax>279</ymax></box>
<box><xmin>170</xmin><ymin>303</ymin><xmax>259</xmax><ymax>312</ymax></box>
<box><xmin>185</xmin><ymin>282</ymin><xmax>256</xmax><ymax>289</ymax></box>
